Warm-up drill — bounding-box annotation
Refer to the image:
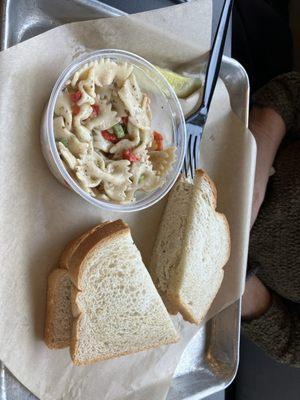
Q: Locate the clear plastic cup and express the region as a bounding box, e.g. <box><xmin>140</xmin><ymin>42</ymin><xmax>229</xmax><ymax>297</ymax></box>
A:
<box><xmin>41</xmin><ymin>49</ymin><xmax>186</xmax><ymax>212</ymax></box>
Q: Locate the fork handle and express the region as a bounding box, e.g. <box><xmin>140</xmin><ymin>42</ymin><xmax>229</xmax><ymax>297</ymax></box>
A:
<box><xmin>199</xmin><ymin>0</ymin><xmax>234</xmax><ymax>115</ymax></box>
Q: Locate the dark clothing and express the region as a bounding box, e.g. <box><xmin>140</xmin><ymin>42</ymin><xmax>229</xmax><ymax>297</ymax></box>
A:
<box><xmin>252</xmin><ymin>72</ymin><xmax>300</xmax><ymax>133</ymax></box>
<box><xmin>242</xmin><ymin>72</ymin><xmax>300</xmax><ymax>367</ymax></box>
<box><xmin>232</xmin><ymin>0</ymin><xmax>293</xmax><ymax>93</ymax></box>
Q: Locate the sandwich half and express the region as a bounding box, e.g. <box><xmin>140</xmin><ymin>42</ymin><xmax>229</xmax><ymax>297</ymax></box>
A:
<box><xmin>150</xmin><ymin>169</ymin><xmax>231</xmax><ymax>324</ymax></box>
<box><xmin>44</xmin><ymin>220</ymin><xmax>179</xmax><ymax>365</ymax></box>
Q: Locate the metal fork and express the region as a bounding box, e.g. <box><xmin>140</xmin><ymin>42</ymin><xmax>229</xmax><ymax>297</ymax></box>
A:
<box><xmin>183</xmin><ymin>0</ymin><xmax>234</xmax><ymax>178</ymax></box>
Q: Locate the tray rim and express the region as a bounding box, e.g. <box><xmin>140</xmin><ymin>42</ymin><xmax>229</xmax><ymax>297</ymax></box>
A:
<box><xmin>0</xmin><ymin>0</ymin><xmax>126</xmax><ymax>51</ymax></box>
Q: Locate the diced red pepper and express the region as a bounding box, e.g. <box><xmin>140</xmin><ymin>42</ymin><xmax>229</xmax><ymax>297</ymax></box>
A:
<box><xmin>72</xmin><ymin>104</ymin><xmax>80</xmax><ymax>116</ymax></box>
<box><xmin>91</xmin><ymin>104</ymin><xmax>100</xmax><ymax>117</ymax></box>
<box><xmin>153</xmin><ymin>131</ymin><xmax>164</xmax><ymax>151</ymax></box>
<box><xmin>122</xmin><ymin>116</ymin><xmax>129</xmax><ymax>125</ymax></box>
<box><xmin>122</xmin><ymin>149</ymin><xmax>141</xmax><ymax>162</ymax></box>
<box><xmin>101</xmin><ymin>130</ymin><xmax>118</xmax><ymax>144</ymax></box>
<box><xmin>70</xmin><ymin>90</ymin><xmax>82</xmax><ymax>103</ymax></box>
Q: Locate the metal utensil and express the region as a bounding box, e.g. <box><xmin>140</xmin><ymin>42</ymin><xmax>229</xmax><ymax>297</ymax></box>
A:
<box><xmin>183</xmin><ymin>0</ymin><xmax>234</xmax><ymax>178</ymax></box>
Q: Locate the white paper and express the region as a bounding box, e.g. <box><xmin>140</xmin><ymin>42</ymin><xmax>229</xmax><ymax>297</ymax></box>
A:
<box><xmin>0</xmin><ymin>1</ymin><xmax>256</xmax><ymax>399</ymax></box>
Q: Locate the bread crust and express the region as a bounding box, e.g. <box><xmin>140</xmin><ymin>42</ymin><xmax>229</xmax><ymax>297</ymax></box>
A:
<box><xmin>59</xmin><ymin>236</ymin><xmax>86</xmax><ymax>271</ymax></box>
<box><xmin>59</xmin><ymin>222</ymin><xmax>108</xmax><ymax>270</ymax></box>
<box><xmin>44</xmin><ymin>269</ymin><xmax>70</xmax><ymax>349</ymax></box>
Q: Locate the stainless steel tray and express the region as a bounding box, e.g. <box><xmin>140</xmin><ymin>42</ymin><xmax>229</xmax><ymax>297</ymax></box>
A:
<box><xmin>0</xmin><ymin>1</ymin><xmax>248</xmax><ymax>399</ymax></box>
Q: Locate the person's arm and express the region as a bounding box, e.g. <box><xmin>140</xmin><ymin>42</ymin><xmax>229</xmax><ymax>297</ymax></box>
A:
<box><xmin>249</xmin><ymin>107</ymin><xmax>286</xmax><ymax>227</ymax></box>
<box><xmin>249</xmin><ymin>71</ymin><xmax>300</xmax><ymax>227</ymax></box>
<box><xmin>242</xmin><ymin>274</ymin><xmax>272</xmax><ymax>319</ymax></box>
<box><xmin>242</xmin><ymin>289</ymin><xmax>300</xmax><ymax>367</ymax></box>
<box><xmin>242</xmin><ymin>72</ymin><xmax>300</xmax><ymax>367</ymax></box>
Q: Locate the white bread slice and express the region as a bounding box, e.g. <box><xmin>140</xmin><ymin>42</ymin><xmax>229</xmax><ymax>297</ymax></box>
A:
<box><xmin>150</xmin><ymin>169</ymin><xmax>230</xmax><ymax>325</ymax></box>
<box><xmin>68</xmin><ymin>219</ymin><xmax>179</xmax><ymax>366</ymax></box>
<box><xmin>44</xmin><ymin>269</ymin><xmax>72</xmax><ymax>349</ymax></box>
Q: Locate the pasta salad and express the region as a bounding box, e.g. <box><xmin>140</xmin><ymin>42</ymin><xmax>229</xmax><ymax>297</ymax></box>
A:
<box><xmin>53</xmin><ymin>58</ymin><xmax>176</xmax><ymax>203</ymax></box>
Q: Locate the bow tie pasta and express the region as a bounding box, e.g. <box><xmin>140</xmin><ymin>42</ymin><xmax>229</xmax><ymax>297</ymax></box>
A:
<box><xmin>54</xmin><ymin>58</ymin><xmax>177</xmax><ymax>204</ymax></box>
